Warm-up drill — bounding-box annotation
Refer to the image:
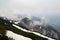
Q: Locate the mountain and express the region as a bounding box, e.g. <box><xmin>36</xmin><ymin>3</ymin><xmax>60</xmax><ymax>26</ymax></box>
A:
<box><xmin>0</xmin><ymin>16</ymin><xmax>48</xmax><ymax>40</ymax></box>
<box><xmin>15</xmin><ymin>16</ymin><xmax>60</xmax><ymax>40</ymax></box>
<box><xmin>31</xmin><ymin>16</ymin><xmax>40</xmax><ymax>21</ymax></box>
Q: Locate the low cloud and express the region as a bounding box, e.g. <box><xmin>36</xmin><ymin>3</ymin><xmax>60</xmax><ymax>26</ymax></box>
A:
<box><xmin>0</xmin><ymin>0</ymin><xmax>60</xmax><ymax>17</ymax></box>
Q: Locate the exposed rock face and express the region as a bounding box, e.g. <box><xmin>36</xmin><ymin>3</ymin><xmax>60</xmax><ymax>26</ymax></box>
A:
<box><xmin>33</xmin><ymin>25</ymin><xmax>42</xmax><ymax>33</ymax></box>
<box><xmin>32</xmin><ymin>25</ymin><xmax>59</xmax><ymax>40</ymax></box>
<box><xmin>16</xmin><ymin>17</ymin><xmax>59</xmax><ymax>40</ymax></box>
<box><xmin>1</xmin><ymin>16</ymin><xmax>59</xmax><ymax>40</ymax></box>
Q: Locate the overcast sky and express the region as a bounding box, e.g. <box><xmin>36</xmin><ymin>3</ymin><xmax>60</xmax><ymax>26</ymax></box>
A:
<box><xmin>0</xmin><ymin>0</ymin><xmax>60</xmax><ymax>17</ymax></box>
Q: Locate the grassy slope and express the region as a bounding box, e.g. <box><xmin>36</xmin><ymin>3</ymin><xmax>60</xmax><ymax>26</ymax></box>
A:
<box><xmin>0</xmin><ymin>17</ymin><xmax>48</xmax><ymax>40</ymax></box>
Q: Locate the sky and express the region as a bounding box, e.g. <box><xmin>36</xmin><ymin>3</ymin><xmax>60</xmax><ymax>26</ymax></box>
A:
<box><xmin>0</xmin><ymin>0</ymin><xmax>60</xmax><ymax>39</ymax></box>
<box><xmin>0</xmin><ymin>0</ymin><xmax>60</xmax><ymax>16</ymax></box>
<box><xmin>0</xmin><ymin>0</ymin><xmax>60</xmax><ymax>26</ymax></box>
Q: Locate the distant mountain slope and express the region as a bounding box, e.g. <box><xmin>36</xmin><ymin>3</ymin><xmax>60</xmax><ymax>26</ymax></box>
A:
<box><xmin>16</xmin><ymin>17</ymin><xmax>60</xmax><ymax>40</ymax></box>
<box><xmin>0</xmin><ymin>16</ymin><xmax>48</xmax><ymax>40</ymax></box>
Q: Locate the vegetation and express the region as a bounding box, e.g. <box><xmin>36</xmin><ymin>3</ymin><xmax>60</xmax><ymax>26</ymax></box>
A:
<box><xmin>0</xmin><ymin>35</ymin><xmax>14</xmax><ymax>40</ymax></box>
<box><xmin>0</xmin><ymin>25</ymin><xmax>14</xmax><ymax>40</ymax></box>
<box><xmin>0</xmin><ymin>17</ymin><xmax>48</xmax><ymax>40</ymax></box>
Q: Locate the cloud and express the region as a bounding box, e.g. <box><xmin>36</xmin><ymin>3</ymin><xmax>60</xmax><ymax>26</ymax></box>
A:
<box><xmin>0</xmin><ymin>0</ymin><xmax>60</xmax><ymax>17</ymax></box>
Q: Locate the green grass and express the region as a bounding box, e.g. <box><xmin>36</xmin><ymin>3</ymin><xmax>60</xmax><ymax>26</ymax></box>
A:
<box><xmin>0</xmin><ymin>24</ymin><xmax>48</xmax><ymax>40</ymax></box>
<box><xmin>0</xmin><ymin>17</ymin><xmax>48</xmax><ymax>40</ymax></box>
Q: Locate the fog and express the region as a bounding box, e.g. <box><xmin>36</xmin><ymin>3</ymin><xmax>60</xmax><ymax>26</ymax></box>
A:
<box><xmin>0</xmin><ymin>0</ymin><xmax>60</xmax><ymax>16</ymax></box>
<box><xmin>0</xmin><ymin>0</ymin><xmax>60</xmax><ymax>28</ymax></box>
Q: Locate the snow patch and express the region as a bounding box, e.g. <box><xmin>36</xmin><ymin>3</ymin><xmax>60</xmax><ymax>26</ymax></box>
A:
<box><xmin>6</xmin><ymin>30</ymin><xmax>32</xmax><ymax>40</ymax></box>
<box><xmin>13</xmin><ymin>24</ymin><xmax>55</xmax><ymax>40</ymax></box>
